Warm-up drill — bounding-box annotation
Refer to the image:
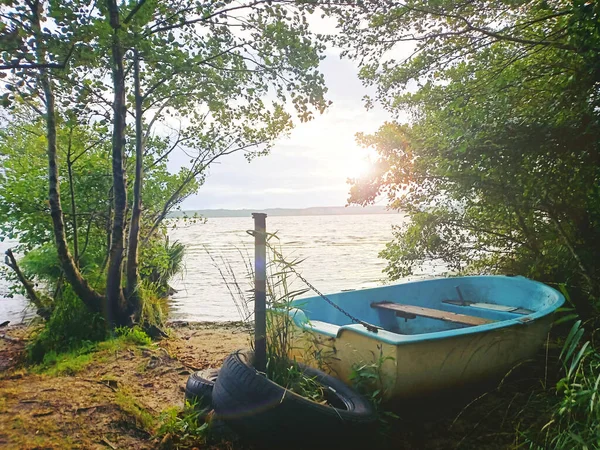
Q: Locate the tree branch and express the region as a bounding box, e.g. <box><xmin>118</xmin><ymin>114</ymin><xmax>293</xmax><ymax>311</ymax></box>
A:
<box><xmin>123</xmin><ymin>0</ymin><xmax>148</xmax><ymax>24</ymax></box>
<box><xmin>4</xmin><ymin>249</ymin><xmax>51</xmax><ymax>320</ymax></box>
<box><xmin>146</xmin><ymin>0</ymin><xmax>270</xmax><ymax>36</ymax></box>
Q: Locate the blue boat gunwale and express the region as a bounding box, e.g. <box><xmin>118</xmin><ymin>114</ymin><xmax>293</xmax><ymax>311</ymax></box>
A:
<box><xmin>287</xmin><ymin>275</ymin><xmax>565</xmax><ymax>346</ymax></box>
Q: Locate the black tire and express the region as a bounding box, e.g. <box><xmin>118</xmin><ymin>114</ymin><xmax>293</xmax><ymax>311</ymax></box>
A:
<box><xmin>212</xmin><ymin>350</ymin><xmax>376</xmax><ymax>447</ymax></box>
<box><xmin>184</xmin><ymin>368</ymin><xmax>219</xmax><ymax>410</ymax></box>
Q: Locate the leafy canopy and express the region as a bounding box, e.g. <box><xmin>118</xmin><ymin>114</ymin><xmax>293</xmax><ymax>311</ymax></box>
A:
<box><xmin>333</xmin><ymin>0</ymin><xmax>600</xmax><ymax>314</ymax></box>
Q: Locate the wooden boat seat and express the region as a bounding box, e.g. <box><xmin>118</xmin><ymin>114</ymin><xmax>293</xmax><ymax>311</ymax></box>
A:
<box><xmin>442</xmin><ymin>299</ymin><xmax>533</xmax><ymax>315</ymax></box>
<box><xmin>371</xmin><ymin>302</ymin><xmax>495</xmax><ymax>327</ymax></box>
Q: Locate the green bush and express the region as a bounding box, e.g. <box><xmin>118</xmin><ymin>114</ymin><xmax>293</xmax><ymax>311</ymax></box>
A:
<box><xmin>137</xmin><ymin>282</ymin><xmax>168</xmax><ymax>328</ymax></box>
<box><xmin>140</xmin><ymin>237</ymin><xmax>185</xmax><ymax>297</ymax></box>
<box><xmin>528</xmin><ymin>321</ymin><xmax>600</xmax><ymax>449</ymax></box>
<box><xmin>115</xmin><ymin>326</ymin><xmax>152</xmax><ymax>346</ymax></box>
<box><xmin>27</xmin><ymin>285</ymin><xmax>107</xmax><ymax>363</ymax></box>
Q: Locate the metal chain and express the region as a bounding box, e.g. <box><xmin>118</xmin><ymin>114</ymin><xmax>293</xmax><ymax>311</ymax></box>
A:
<box><xmin>249</xmin><ymin>230</ymin><xmax>380</xmax><ymax>333</ymax></box>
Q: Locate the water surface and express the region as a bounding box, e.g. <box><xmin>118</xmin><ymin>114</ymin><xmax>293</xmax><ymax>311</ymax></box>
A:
<box><xmin>0</xmin><ymin>214</ymin><xmax>444</xmax><ymax>323</ymax></box>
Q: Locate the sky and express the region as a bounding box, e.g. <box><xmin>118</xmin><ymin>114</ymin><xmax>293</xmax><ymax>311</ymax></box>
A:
<box><xmin>177</xmin><ymin>53</ymin><xmax>389</xmax><ymax>210</ymax></box>
<box><xmin>173</xmin><ymin>15</ymin><xmax>405</xmax><ymax>211</ymax></box>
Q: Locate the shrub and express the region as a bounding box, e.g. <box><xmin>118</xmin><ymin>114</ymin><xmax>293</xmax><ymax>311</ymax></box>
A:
<box><xmin>140</xmin><ymin>237</ymin><xmax>185</xmax><ymax>297</ymax></box>
<box><xmin>27</xmin><ymin>285</ymin><xmax>107</xmax><ymax>363</ymax></box>
<box><xmin>115</xmin><ymin>326</ymin><xmax>152</xmax><ymax>346</ymax></box>
<box><xmin>532</xmin><ymin>321</ymin><xmax>600</xmax><ymax>449</ymax></box>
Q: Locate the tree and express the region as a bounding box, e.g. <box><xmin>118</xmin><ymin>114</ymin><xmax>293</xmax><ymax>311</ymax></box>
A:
<box><xmin>333</xmin><ymin>0</ymin><xmax>600</xmax><ymax>317</ymax></box>
<box><xmin>0</xmin><ymin>112</ymin><xmax>194</xmax><ymax>294</ymax></box>
<box><xmin>1</xmin><ymin>0</ymin><xmax>329</xmax><ymax>326</ymax></box>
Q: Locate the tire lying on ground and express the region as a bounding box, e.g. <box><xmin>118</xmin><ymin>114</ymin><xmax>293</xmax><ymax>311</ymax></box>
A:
<box><xmin>184</xmin><ymin>368</ymin><xmax>219</xmax><ymax>410</ymax></box>
<box><xmin>212</xmin><ymin>350</ymin><xmax>376</xmax><ymax>446</ymax></box>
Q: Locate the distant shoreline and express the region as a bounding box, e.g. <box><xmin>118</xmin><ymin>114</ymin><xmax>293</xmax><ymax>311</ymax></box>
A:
<box><xmin>169</xmin><ymin>205</ymin><xmax>400</xmax><ymax>218</ymax></box>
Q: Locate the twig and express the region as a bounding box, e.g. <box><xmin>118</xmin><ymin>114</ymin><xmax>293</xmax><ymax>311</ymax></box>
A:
<box><xmin>100</xmin><ymin>437</ymin><xmax>118</xmax><ymax>449</ymax></box>
<box><xmin>0</xmin><ymin>334</ymin><xmax>20</xmax><ymax>343</ymax></box>
<box><xmin>75</xmin><ymin>404</ymin><xmax>111</xmax><ymax>413</ymax></box>
<box><xmin>75</xmin><ymin>378</ymin><xmax>119</xmax><ymax>392</ymax></box>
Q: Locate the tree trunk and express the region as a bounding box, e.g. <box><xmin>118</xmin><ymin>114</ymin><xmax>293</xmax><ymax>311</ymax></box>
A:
<box><xmin>101</xmin><ymin>186</ymin><xmax>113</xmax><ymax>273</ymax></box>
<box><xmin>126</xmin><ymin>48</ymin><xmax>144</xmax><ymax>322</ymax></box>
<box><xmin>31</xmin><ymin>3</ymin><xmax>103</xmax><ymax>314</ymax></box>
<box><xmin>66</xmin><ymin>131</ymin><xmax>79</xmax><ymax>265</ymax></box>
<box><xmin>106</xmin><ymin>0</ymin><xmax>129</xmax><ymax>325</ymax></box>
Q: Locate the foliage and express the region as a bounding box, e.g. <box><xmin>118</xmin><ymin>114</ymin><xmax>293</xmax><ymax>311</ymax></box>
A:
<box><xmin>1</xmin><ymin>0</ymin><xmax>329</xmax><ymax>325</ymax></box>
<box><xmin>517</xmin><ymin>321</ymin><xmax>600</xmax><ymax>449</ymax></box>
<box><xmin>0</xmin><ymin>114</ymin><xmax>191</xmax><ymax>310</ymax></box>
<box><xmin>532</xmin><ymin>321</ymin><xmax>600</xmax><ymax>449</ymax></box>
<box><xmin>137</xmin><ymin>283</ymin><xmax>169</xmax><ymax>328</ymax></box>
<box><xmin>216</xmin><ymin>236</ymin><xmax>327</xmax><ymax>402</ymax></box>
<box><xmin>155</xmin><ymin>402</ymin><xmax>210</xmax><ymax>449</ymax></box>
<box><xmin>140</xmin><ymin>237</ymin><xmax>185</xmax><ymax>296</ymax></box>
<box><xmin>115</xmin><ymin>326</ymin><xmax>153</xmax><ymax>346</ymax></box>
<box><xmin>349</xmin><ymin>348</ymin><xmax>395</xmax><ymax>410</ymax></box>
<box><xmin>27</xmin><ymin>290</ymin><xmax>153</xmax><ymax>364</ymax></box>
<box><xmin>262</xmin><ymin>239</ymin><xmax>324</xmax><ymax>399</ymax></box>
<box><xmin>27</xmin><ymin>286</ymin><xmax>107</xmax><ymax>363</ymax></box>
<box><xmin>333</xmin><ymin>0</ymin><xmax>600</xmax><ymax>316</ymax></box>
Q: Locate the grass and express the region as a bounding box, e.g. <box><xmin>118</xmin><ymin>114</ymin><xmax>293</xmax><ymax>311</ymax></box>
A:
<box><xmin>155</xmin><ymin>402</ymin><xmax>210</xmax><ymax>449</ymax></box>
<box><xmin>262</xmin><ymin>240</ymin><xmax>329</xmax><ymax>403</ymax></box>
<box><xmin>32</xmin><ymin>327</ymin><xmax>154</xmax><ymax>376</ymax></box>
<box><xmin>115</xmin><ymin>388</ymin><xmax>155</xmax><ymax>432</ymax></box>
<box><xmin>212</xmin><ymin>237</ymin><xmax>328</xmax><ymax>403</ymax></box>
<box><xmin>526</xmin><ymin>320</ymin><xmax>600</xmax><ymax>449</ymax></box>
<box><xmin>350</xmin><ymin>348</ymin><xmax>396</xmax><ymax>413</ymax></box>
<box><xmin>37</xmin><ymin>349</ymin><xmax>97</xmax><ymax>376</ymax></box>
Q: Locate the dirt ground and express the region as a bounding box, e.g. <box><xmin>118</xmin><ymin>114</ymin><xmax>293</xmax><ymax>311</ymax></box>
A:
<box><xmin>0</xmin><ymin>321</ymin><xmax>558</xmax><ymax>450</ymax></box>
<box><xmin>0</xmin><ymin>321</ymin><xmax>250</xmax><ymax>450</ymax></box>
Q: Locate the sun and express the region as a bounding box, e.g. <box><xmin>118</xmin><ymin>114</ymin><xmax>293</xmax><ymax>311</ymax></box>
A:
<box><xmin>317</xmin><ymin>135</ymin><xmax>377</xmax><ymax>182</ymax></box>
<box><xmin>343</xmin><ymin>156</ymin><xmax>373</xmax><ymax>179</ymax></box>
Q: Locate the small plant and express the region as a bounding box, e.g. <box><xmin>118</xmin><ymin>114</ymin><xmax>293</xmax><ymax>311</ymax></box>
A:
<box><xmin>350</xmin><ymin>345</ymin><xmax>396</xmax><ymax>412</ymax></box>
<box><xmin>262</xmin><ymin>238</ymin><xmax>333</xmax><ymax>403</ymax></box>
<box><xmin>215</xmin><ymin>235</ymin><xmax>329</xmax><ymax>403</ymax></box>
<box><xmin>140</xmin><ymin>237</ymin><xmax>186</xmax><ymax>297</ymax></box>
<box><xmin>155</xmin><ymin>401</ymin><xmax>210</xmax><ymax>449</ymax></box>
<box><xmin>115</xmin><ymin>326</ymin><xmax>153</xmax><ymax>346</ymax></box>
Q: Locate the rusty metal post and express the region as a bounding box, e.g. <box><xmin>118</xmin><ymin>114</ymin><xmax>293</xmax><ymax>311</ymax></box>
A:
<box><xmin>252</xmin><ymin>212</ymin><xmax>267</xmax><ymax>373</ymax></box>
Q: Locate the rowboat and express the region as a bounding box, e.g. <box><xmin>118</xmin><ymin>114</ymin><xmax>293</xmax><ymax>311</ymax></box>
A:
<box><xmin>285</xmin><ymin>275</ymin><xmax>564</xmax><ymax>403</ymax></box>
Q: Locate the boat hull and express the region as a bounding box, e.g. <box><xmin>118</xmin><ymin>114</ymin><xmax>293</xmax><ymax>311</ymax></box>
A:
<box><xmin>285</xmin><ymin>276</ymin><xmax>563</xmax><ymax>402</ymax></box>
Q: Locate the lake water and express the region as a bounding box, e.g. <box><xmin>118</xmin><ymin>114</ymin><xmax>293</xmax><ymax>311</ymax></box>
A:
<box><xmin>0</xmin><ymin>214</ymin><xmax>445</xmax><ymax>323</ymax></box>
